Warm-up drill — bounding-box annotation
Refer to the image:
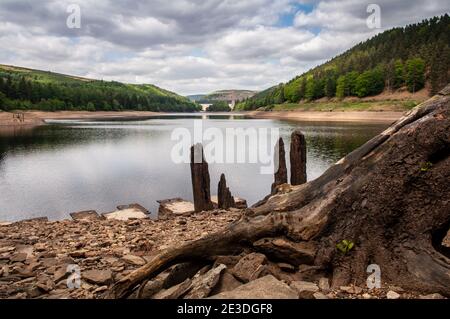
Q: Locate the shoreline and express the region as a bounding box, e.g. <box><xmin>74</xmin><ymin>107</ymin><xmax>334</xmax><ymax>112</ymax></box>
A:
<box><xmin>247</xmin><ymin>110</ymin><xmax>405</xmax><ymax>123</ymax></box>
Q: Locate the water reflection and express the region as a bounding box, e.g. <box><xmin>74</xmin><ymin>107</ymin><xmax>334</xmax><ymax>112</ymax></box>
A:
<box><xmin>0</xmin><ymin>116</ymin><xmax>388</xmax><ymax>221</ymax></box>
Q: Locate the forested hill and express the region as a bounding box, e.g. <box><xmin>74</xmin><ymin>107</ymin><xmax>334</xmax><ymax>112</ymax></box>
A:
<box><xmin>237</xmin><ymin>14</ymin><xmax>450</xmax><ymax>111</ymax></box>
<box><xmin>0</xmin><ymin>65</ymin><xmax>200</xmax><ymax>112</ymax></box>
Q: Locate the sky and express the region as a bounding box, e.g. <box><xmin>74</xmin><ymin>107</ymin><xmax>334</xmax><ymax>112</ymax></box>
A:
<box><xmin>0</xmin><ymin>0</ymin><xmax>449</xmax><ymax>95</ymax></box>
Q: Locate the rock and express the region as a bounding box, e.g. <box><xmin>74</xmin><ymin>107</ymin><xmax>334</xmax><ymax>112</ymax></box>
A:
<box><xmin>184</xmin><ymin>264</ymin><xmax>227</xmax><ymax>299</ymax></box>
<box><xmin>210</xmin><ymin>275</ymin><xmax>297</xmax><ymax>299</ymax></box>
<box><xmin>232</xmin><ymin>253</ymin><xmax>267</xmax><ymax>283</ymax></box>
<box><xmin>419</xmin><ymin>293</ymin><xmax>445</xmax><ymax>299</ymax></box>
<box><xmin>0</xmin><ymin>246</ymin><xmax>15</xmax><ymax>254</ymax></box>
<box><xmin>23</xmin><ymin>217</ymin><xmax>48</xmax><ymax>223</ymax></box>
<box><xmin>290</xmin><ymin>281</ymin><xmax>319</xmax><ymax>299</ymax></box>
<box><xmin>253</xmin><ymin>237</ymin><xmax>316</xmax><ymax>265</ymax></box>
<box><xmin>210</xmin><ymin>269</ymin><xmax>242</xmax><ymax>296</ymax></box>
<box><xmin>153</xmin><ymin>279</ymin><xmax>192</xmax><ymax>299</ymax></box>
<box><xmin>290</xmin><ymin>130</ymin><xmax>307</xmax><ymax>185</ymax></box>
<box><xmin>318</xmin><ymin>277</ymin><xmax>330</xmax><ymax>292</ymax></box>
<box><xmin>313</xmin><ymin>292</ymin><xmax>329</xmax><ymax>299</ymax></box>
<box><xmin>217</xmin><ymin>174</ymin><xmax>235</xmax><ymax>210</ymax></box>
<box><xmin>54</xmin><ymin>266</ymin><xmax>70</xmax><ymax>282</ymax></box>
<box><xmin>69</xmin><ymin>250</ymin><xmax>88</xmax><ymax>258</ymax></box>
<box><xmin>362</xmin><ymin>293</ymin><xmax>372</xmax><ymax>299</ymax></box>
<box><xmin>386</xmin><ymin>290</ymin><xmax>401</xmax><ymax>299</ymax></box>
<box><xmin>83</xmin><ymin>269</ymin><xmax>112</xmax><ymax>285</ymax></box>
<box><xmin>117</xmin><ymin>203</ymin><xmax>149</xmax><ymax>214</ymax></box>
<box><xmin>70</xmin><ymin>210</ymin><xmax>101</xmax><ymax>221</ymax></box>
<box><xmin>443</xmin><ymin>229</ymin><xmax>450</xmax><ymax>248</ymax></box>
<box><xmin>122</xmin><ymin>254</ymin><xmax>146</xmax><ymax>266</ymax></box>
<box><xmin>340</xmin><ymin>286</ymin><xmax>363</xmax><ymax>294</ymax></box>
<box><xmin>190</xmin><ymin>144</ymin><xmax>214</xmax><ymax>212</ymax></box>
<box><xmin>232</xmin><ymin>197</ymin><xmax>248</xmax><ymax>209</ymax></box>
<box><xmin>103</xmin><ymin>208</ymin><xmax>148</xmax><ymax>221</ymax></box>
<box><xmin>10</xmin><ymin>253</ymin><xmax>28</xmax><ymax>262</ymax></box>
<box><xmin>271</xmin><ymin>138</ymin><xmax>287</xmax><ymax>194</ymax></box>
<box><xmin>157</xmin><ymin>198</ymin><xmax>195</xmax><ymax>219</ymax></box>
<box><xmin>277</xmin><ymin>262</ymin><xmax>296</xmax><ymax>272</ymax></box>
<box><xmin>164</xmin><ymin>262</ymin><xmax>206</xmax><ymax>289</ymax></box>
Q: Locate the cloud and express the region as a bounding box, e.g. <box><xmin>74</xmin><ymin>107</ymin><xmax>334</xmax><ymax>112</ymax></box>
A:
<box><xmin>0</xmin><ymin>0</ymin><xmax>449</xmax><ymax>94</ymax></box>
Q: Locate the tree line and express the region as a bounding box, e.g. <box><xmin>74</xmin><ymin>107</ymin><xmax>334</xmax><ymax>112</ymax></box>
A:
<box><xmin>0</xmin><ymin>71</ymin><xmax>200</xmax><ymax>112</ymax></box>
<box><xmin>238</xmin><ymin>15</ymin><xmax>450</xmax><ymax>110</ymax></box>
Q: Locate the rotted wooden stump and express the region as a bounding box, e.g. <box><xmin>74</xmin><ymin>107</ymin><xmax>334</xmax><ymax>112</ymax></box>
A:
<box><xmin>290</xmin><ymin>130</ymin><xmax>307</xmax><ymax>185</ymax></box>
<box><xmin>218</xmin><ymin>173</ymin><xmax>235</xmax><ymax>209</ymax></box>
<box><xmin>271</xmin><ymin>137</ymin><xmax>287</xmax><ymax>194</ymax></box>
<box><xmin>190</xmin><ymin>144</ymin><xmax>214</xmax><ymax>212</ymax></box>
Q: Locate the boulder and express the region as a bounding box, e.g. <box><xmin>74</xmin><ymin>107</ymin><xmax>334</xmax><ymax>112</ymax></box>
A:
<box><xmin>164</xmin><ymin>262</ymin><xmax>206</xmax><ymax>289</ymax></box>
<box><xmin>184</xmin><ymin>264</ymin><xmax>227</xmax><ymax>299</ymax></box>
<box><xmin>210</xmin><ymin>275</ymin><xmax>297</xmax><ymax>299</ymax></box>
<box><xmin>70</xmin><ymin>210</ymin><xmax>101</xmax><ymax>221</ymax></box>
<box><xmin>103</xmin><ymin>208</ymin><xmax>149</xmax><ymax>221</ymax></box>
<box><xmin>210</xmin><ymin>269</ymin><xmax>243</xmax><ymax>296</ymax></box>
<box><xmin>318</xmin><ymin>277</ymin><xmax>330</xmax><ymax>292</ymax></box>
<box><xmin>290</xmin><ymin>281</ymin><xmax>319</xmax><ymax>299</ymax></box>
<box><xmin>232</xmin><ymin>253</ymin><xmax>267</xmax><ymax>283</ymax></box>
<box><xmin>253</xmin><ymin>237</ymin><xmax>316</xmax><ymax>265</ymax></box>
<box><xmin>153</xmin><ymin>279</ymin><xmax>192</xmax><ymax>299</ymax></box>
<box><xmin>83</xmin><ymin>269</ymin><xmax>112</xmax><ymax>285</ymax></box>
<box><xmin>157</xmin><ymin>198</ymin><xmax>195</xmax><ymax>219</ymax></box>
<box><xmin>386</xmin><ymin>290</ymin><xmax>401</xmax><ymax>299</ymax></box>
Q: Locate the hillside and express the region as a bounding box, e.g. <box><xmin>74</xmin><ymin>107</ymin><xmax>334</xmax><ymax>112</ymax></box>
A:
<box><xmin>188</xmin><ymin>89</ymin><xmax>256</xmax><ymax>103</ymax></box>
<box><xmin>0</xmin><ymin>65</ymin><xmax>200</xmax><ymax>112</ymax></box>
<box><xmin>237</xmin><ymin>14</ymin><xmax>450</xmax><ymax>111</ymax></box>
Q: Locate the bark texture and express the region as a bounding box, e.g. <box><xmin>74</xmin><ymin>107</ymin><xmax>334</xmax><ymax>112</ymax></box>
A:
<box><xmin>290</xmin><ymin>130</ymin><xmax>307</xmax><ymax>185</ymax></box>
<box><xmin>271</xmin><ymin>138</ymin><xmax>288</xmax><ymax>194</ymax></box>
<box><xmin>107</xmin><ymin>86</ymin><xmax>450</xmax><ymax>299</ymax></box>
<box><xmin>218</xmin><ymin>174</ymin><xmax>235</xmax><ymax>209</ymax></box>
<box><xmin>190</xmin><ymin>144</ymin><xmax>214</xmax><ymax>212</ymax></box>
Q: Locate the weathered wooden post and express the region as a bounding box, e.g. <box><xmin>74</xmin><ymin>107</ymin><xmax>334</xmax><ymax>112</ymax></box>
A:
<box><xmin>271</xmin><ymin>137</ymin><xmax>287</xmax><ymax>193</ymax></box>
<box><xmin>290</xmin><ymin>130</ymin><xmax>307</xmax><ymax>185</ymax></box>
<box><xmin>218</xmin><ymin>173</ymin><xmax>235</xmax><ymax>209</ymax></box>
<box><xmin>190</xmin><ymin>143</ymin><xmax>214</xmax><ymax>212</ymax></box>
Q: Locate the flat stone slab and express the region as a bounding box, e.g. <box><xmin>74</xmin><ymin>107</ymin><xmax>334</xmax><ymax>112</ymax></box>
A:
<box><xmin>117</xmin><ymin>203</ymin><xmax>149</xmax><ymax>214</ymax></box>
<box><xmin>157</xmin><ymin>198</ymin><xmax>195</xmax><ymax>219</ymax></box>
<box><xmin>103</xmin><ymin>208</ymin><xmax>149</xmax><ymax>221</ymax></box>
<box><xmin>70</xmin><ymin>210</ymin><xmax>101</xmax><ymax>221</ymax></box>
<box><xmin>211</xmin><ymin>196</ymin><xmax>248</xmax><ymax>209</ymax></box>
<box><xmin>209</xmin><ymin>275</ymin><xmax>298</xmax><ymax>299</ymax></box>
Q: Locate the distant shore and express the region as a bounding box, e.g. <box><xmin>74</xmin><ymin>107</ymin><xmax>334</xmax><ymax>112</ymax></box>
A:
<box><xmin>247</xmin><ymin>110</ymin><xmax>405</xmax><ymax>123</ymax></box>
<box><xmin>0</xmin><ymin>110</ymin><xmax>165</xmax><ymax>127</ymax></box>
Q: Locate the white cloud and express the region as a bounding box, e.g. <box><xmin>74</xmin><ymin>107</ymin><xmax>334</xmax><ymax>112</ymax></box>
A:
<box><xmin>0</xmin><ymin>0</ymin><xmax>449</xmax><ymax>95</ymax></box>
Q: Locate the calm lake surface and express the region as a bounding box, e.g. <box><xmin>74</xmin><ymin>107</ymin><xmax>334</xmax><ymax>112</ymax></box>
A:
<box><xmin>0</xmin><ymin>114</ymin><xmax>389</xmax><ymax>221</ymax></box>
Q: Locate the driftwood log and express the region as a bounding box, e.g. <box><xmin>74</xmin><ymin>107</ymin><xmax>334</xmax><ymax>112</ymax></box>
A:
<box><xmin>107</xmin><ymin>86</ymin><xmax>450</xmax><ymax>298</ymax></box>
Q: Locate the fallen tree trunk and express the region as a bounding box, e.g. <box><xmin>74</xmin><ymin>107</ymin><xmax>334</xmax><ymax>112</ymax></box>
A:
<box><xmin>107</xmin><ymin>86</ymin><xmax>450</xmax><ymax>298</ymax></box>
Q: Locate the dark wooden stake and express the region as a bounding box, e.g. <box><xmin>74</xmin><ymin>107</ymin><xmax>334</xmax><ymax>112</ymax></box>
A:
<box><xmin>271</xmin><ymin>137</ymin><xmax>287</xmax><ymax>193</ymax></box>
<box><xmin>190</xmin><ymin>143</ymin><xmax>214</xmax><ymax>212</ymax></box>
<box><xmin>218</xmin><ymin>173</ymin><xmax>235</xmax><ymax>209</ymax></box>
<box><xmin>290</xmin><ymin>129</ymin><xmax>307</xmax><ymax>185</ymax></box>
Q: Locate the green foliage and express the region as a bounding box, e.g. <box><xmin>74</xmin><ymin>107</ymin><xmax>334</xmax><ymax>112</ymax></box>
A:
<box><xmin>206</xmin><ymin>100</ymin><xmax>231</xmax><ymax>112</ymax></box>
<box><xmin>0</xmin><ymin>65</ymin><xmax>200</xmax><ymax>112</ymax></box>
<box><xmin>336</xmin><ymin>240</ymin><xmax>355</xmax><ymax>254</ymax></box>
<box><xmin>240</xmin><ymin>15</ymin><xmax>450</xmax><ymax>110</ymax></box>
<box><xmin>0</xmin><ymin>91</ymin><xmax>6</xmax><ymax>110</ymax></box>
<box><xmin>405</xmin><ymin>58</ymin><xmax>426</xmax><ymax>92</ymax></box>
<box><xmin>420</xmin><ymin>161</ymin><xmax>433</xmax><ymax>172</ymax></box>
<box><xmin>354</xmin><ymin>68</ymin><xmax>385</xmax><ymax>97</ymax></box>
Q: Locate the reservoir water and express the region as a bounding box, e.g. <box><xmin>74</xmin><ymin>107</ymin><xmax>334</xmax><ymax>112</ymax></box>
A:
<box><xmin>0</xmin><ymin>114</ymin><xmax>389</xmax><ymax>221</ymax></box>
